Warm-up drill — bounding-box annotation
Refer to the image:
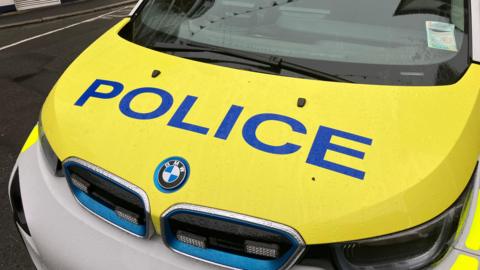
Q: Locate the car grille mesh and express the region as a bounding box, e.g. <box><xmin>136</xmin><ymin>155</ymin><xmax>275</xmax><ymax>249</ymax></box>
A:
<box><xmin>169</xmin><ymin>213</ymin><xmax>291</xmax><ymax>258</ymax></box>
<box><xmin>161</xmin><ymin>205</ymin><xmax>305</xmax><ymax>270</ymax></box>
<box><xmin>64</xmin><ymin>159</ymin><xmax>149</xmax><ymax>237</ymax></box>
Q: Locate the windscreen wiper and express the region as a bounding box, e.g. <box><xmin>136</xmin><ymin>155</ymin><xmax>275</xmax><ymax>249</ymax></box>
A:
<box><xmin>150</xmin><ymin>42</ymin><xmax>352</xmax><ymax>83</ymax></box>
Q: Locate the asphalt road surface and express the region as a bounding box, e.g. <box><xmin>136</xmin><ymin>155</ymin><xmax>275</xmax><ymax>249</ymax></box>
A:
<box><xmin>0</xmin><ymin>6</ymin><xmax>131</xmax><ymax>269</ymax></box>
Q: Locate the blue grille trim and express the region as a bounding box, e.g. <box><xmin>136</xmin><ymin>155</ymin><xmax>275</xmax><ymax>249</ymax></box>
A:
<box><xmin>64</xmin><ymin>160</ymin><xmax>148</xmax><ymax>238</ymax></box>
<box><xmin>161</xmin><ymin>205</ymin><xmax>305</xmax><ymax>270</ymax></box>
<box><xmin>71</xmin><ymin>188</ymin><xmax>147</xmax><ymax>236</ymax></box>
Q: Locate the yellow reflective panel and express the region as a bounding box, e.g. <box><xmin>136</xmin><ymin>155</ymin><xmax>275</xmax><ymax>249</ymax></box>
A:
<box><xmin>466</xmin><ymin>188</ymin><xmax>480</xmax><ymax>251</ymax></box>
<box><xmin>21</xmin><ymin>125</ymin><xmax>39</xmax><ymax>153</ymax></box>
<box><xmin>451</xmin><ymin>254</ymin><xmax>479</xmax><ymax>270</ymax></box>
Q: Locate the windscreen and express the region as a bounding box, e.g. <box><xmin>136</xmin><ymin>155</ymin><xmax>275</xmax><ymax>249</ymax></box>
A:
<box><xmin>124</xmin><ymin>0</ymin><xmax>470</xmax><ymax>85</ymax></box>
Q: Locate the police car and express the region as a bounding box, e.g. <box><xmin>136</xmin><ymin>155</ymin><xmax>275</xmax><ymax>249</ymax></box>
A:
<box><xmin>8</xmin><ymin>0</ymin><xmax>480</xmax><ymax>269</ymax></box>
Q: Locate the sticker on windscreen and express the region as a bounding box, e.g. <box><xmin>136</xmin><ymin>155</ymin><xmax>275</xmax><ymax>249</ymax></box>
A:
<box><xmin>426</xmin><ymin>21</ymin><xmax>458</xmax><ymax>52</ymax></box>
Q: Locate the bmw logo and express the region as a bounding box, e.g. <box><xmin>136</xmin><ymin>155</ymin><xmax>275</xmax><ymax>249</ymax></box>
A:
<box><xmin>154</xmin><ymin>157</ymin><xmax>190</xmax><ymax>193</ymax></box>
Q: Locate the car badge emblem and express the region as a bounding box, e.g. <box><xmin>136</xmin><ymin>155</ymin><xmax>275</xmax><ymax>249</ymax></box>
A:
<box><xmin>154</xmin><ymin>157</ymin><xmax>190</xmax><ymax>193</ymax></box>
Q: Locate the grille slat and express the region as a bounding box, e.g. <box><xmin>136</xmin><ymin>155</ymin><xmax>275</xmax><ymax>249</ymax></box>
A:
<box><xmin>161</xmin><ymin>204</ymin><xmax>305</xmax><ymax>270</ymax></box>
<box><xmin>168</xmin><ymin>213</ymin><xmax>291</xmax><ymax>259</ymax></box>
<box><xmin>64</xmin><ymin>159</ymin><xmax>150</xmax><ymax>238</ymax></box>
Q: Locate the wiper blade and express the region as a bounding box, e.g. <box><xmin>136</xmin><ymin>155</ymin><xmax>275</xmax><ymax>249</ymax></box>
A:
<box><xmin>269</xmin><ymin>56</ymin><xmax>353</xmax><ymax>83</ymax></box>
<box><xmin>150</xmin><ymin>42</ymin><xmax>213</xmax><ymax>52</ymax></box>
<box><xmin>151</xmin><ymin>42</ymin><xmax>351</xmax><ymax>83</ymax></box>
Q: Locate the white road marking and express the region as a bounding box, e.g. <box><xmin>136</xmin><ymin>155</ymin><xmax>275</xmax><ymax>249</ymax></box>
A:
<box><xmin>101</xmin><ymin>15</ymin><xmax>130</xmax><ymax>19</ymax></box>
<box><xmin>100</xmin><ymin>6</ymin><xmax>134</xmax><ymax>19</ymax></box>
<box><xmin>0</xmin><ymin>7</ymin><xmax>130</xmax><ymax>52</ymax></box>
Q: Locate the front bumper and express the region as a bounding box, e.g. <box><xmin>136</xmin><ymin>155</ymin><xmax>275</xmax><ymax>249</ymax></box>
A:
<box><xmin>8</xmin><ymin>141</ymin><xmax>480</xmax><ymax>270</ymax></box>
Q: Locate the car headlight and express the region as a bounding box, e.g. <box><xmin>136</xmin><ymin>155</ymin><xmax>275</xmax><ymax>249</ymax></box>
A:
<box><xmin>38</xmin><ymin>119</ymin><xmax>64</xmax><ymax>176</ymax></box>
<box><xmin>333</xmin><ymin>180</ymin><xmax>472</xmax><ymax>270</ymax></box>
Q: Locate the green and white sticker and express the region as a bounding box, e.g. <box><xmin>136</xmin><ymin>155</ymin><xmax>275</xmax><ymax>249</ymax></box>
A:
<box><xmin>426</xmin><ymin>21</ymin><xmax>457</xmax><ymax>52</ymax></box>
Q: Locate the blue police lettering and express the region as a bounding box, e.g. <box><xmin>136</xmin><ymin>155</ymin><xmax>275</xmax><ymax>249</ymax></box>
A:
<box><xmin>242</xmin><ymin>113</ymin><xmax>306</xmax><ymax>155</ymax></box>
<box><xmin>75</xmin><ymin>79</ymin><xmax>373</xmax><ymax>180</ymax></box>
<box><xmin>214</xmin><ymin>105</ymin><xmax>244</xmax><ymax>140</ymax></box>
<box><xmin>119</xmin><ymin>87</ymin><xmax>173</xmax><ymax>120</ymax></box>
<box><xmin>307</xmin><ymin>126</ymin><xmax>373</xmax><ymax>180</ymax></box>
<box><xmin>167</xmin><ymin>95</ymin><xmax>209</xmax><ymax>134</ymax></box>
<box><xmin>75</xmin><ymin>79</ymin><xmax>124</xmax><ymax>106</ymax></box>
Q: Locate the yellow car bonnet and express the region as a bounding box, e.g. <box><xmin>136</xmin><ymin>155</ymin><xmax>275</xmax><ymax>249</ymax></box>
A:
<box><xmin>41</xmin><ymin>19</ymin><xmax>480</xmax><ymax>244</ymax></box>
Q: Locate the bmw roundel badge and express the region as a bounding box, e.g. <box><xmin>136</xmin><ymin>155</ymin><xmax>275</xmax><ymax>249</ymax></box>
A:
<box><xmin>154</xmin><ymin>157</ymin><xmax>190</xmax><ymax>193</ymax></box>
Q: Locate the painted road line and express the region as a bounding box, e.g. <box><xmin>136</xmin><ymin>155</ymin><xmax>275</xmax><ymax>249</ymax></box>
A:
<box><xmin>0</xmin><ymin>7</ymin><xmax>128</xmax><ymax>52</ymax></box>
